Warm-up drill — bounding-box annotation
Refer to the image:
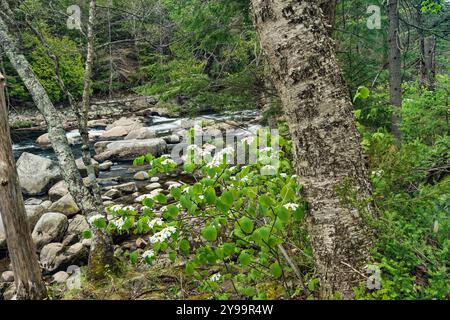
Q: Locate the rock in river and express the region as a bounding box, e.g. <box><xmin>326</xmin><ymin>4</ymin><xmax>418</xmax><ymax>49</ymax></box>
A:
<box><xmin>16</xmin><ymin>152</ymin><xmax>61</xmax><ymax>196</ymax></box>
<box><xmin>94</xmin><ymin>138</ymin><xmax>167</xmax><ymax>162</ymax></box>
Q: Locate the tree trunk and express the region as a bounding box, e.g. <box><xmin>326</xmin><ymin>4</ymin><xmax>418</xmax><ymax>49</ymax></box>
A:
<box><xmin>0</xmin><ymin>16</ymin><xmax>113</xmax><ymax>281</ymax></box>
<box><xmin>251</xmin><ymin>0</ymin><xmax>373</xmax><ymax>299</ymax></box>
<box><xmin>0</xmin><ymin>73</ymin><xmax>47</xmax><ymax>300</ymax></box>
<box><xmin>388</xmin><ymin>0</ymin><xmax>402</xmax><ymax>142</ymax></box>
<box><xmin>416</xmin><ymin>9</ymin><xmax>436</xmax><ymax>91</ymax></box>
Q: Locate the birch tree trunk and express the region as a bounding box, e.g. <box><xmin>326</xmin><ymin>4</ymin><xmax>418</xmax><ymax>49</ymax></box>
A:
<box><xmin>0</xmin><ymin>73</ymin><xmax>47</xmax><ymax>300</ymax></box>
<box><xmin>0</xmin><ymin>16</ymin><xmax>113</xmax><ymax>281</ymax></box>
<box><xmin>388</xmin><ymin>0</ymin><xmax>402</xmax><ymax>142</ymax></box>
<box><xmin>250</xmin><ymin>0</ymin><xmax>373</xmax><ymax>299</ymax></box>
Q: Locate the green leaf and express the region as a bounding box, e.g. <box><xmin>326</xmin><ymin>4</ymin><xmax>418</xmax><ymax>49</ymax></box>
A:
<box><xmin>165</xmin><ymin>204</ymin><xmax>179</xmax><ymax>219</ymax></box>
<box><xmin>81</xmin><ymin>229</ymin><xmax>92</xmax><ymax>239</ymax></box>
<box><xmin>276</xmin><ymin>206</ymin><xmax>290</xmax><ymax>223</ymax></box>
<box><xmin>223</xmin><ymin>243</ymin><xmax>235</xmax><ymax>257</ymax></box>
<box><xmin>259</xmin><ymin>195</ymin><xmax>273</xmax><ymax>207</ymax></box>
<box><xmin>154</xmin><ymin>193</ymin><xmax>167</xmax><ymax>204</ymax></box>
<box><xmin>238</xmin><ymin>216</ymin><xmax>254</xmax><ymax>234</ymax></box>
<box><xmin>270</xmin><ymin>262</ymin><xmax>282</xmax><ymax>278</ymax></box>
<box><xmin>220</xmin><ymin>191</ymin><xmax>234</xmax><ymax>206</ymax></box>
<box><xmin>184</xmin><ymin>163</ymin><xmax>196</xmax><ymax>173</ymax></box>
<box><xmin>201</xmin><ymin>225</ymin><xmax>218</xmax><ymax>241</ymax></box>
<box><xmin>238</xmin><ymin>252</ymin><xmax>252</xmax><ymax>267</ymax></box>
<box><xmin>205</xmin><ymin>187</ymin><xmax>217</xmax><ymax>205</ymax></box>
<box><xmin>185</xmin><ymin>262</ymin><xmax>195</xmax><ymax>274</ymax></box>
<box><xmin>129</xmin><ymin>251</ymin><xmax>139</xmax><ymax>264</ymax></box>
<box><xmin>179</xmin><ymin>239</ymin><xmax>191</xmax><ymax>254</ymax></box>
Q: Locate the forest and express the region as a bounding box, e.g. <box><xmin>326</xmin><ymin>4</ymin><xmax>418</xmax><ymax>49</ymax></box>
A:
<box><xmin>0</xmin><ymin>0</ymin><xmax>448</xmax><ymax>301</ymax></box>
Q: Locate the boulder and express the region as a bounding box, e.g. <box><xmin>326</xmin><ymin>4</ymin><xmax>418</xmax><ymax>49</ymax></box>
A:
<box><xmin>52</xmin><ymin>271</ymin><xmax>69</xmax><ymax>284</ymax></box>
<box><xmin>25</xmin><ymin>204</ymin><xmax>46</xmax><ymax>229</ymax></box>
<box><xmin>105</xmin><ymin>182</ymin><xmax>137</xmax><ymax>194</ymax></box>
<box><xmin>100</xmin><ymin>126</ymin><xmax>129</xmax><ymax>140</ymax></box>
<box><xmin>48</xmin><ymin>181</ymin><xmax>69</xmax><ymax>202</ymax></box>
<box><xmin>49</xmin><ymin>194</ymin><xmax>80</xmax><ymax>217</ymax></box>
<box><xmin>94</xmin><ymin>138</ymin><xmax>167</xmax><ymax>162</ymax></box>
<box><xmin>106</xmin><ymin>117</ymin><xmax>143</xmax><ymax>131</ymax></box>
<box><xmin>94</xmin><ymin>141</ymin><xmax>111</xmax><ymax>154</ymax></box>
<box><xmin>134</xmin><ymin>171</ymin><xmax>149</xmax><ymax>181</ymax></box>
<box><xmin>99</xmin><ymin>160</ymin><xmax>113</xmax><ymax>171</ymax></box>
<box><xmin>1</xmin><ymin>271</ymin><xmax>14</xmax><ymax>282</ymax></box>
<box><xmin>163</xmin><ymin>134</ymin><xmax>181</xmax><ymax>144</ymax></box>
<box><xmin>67</xmin><ymin>215</ymin><xmax>89</xmax><ymax>236</ymax></box>
<box><xmin>32</xmin><ymin>213</ymin><xmax>68</xmax><ymax>250</ymax></box>
<box><xmin>145</xmin><ymin>182</ymin><xmax>162</xmax><ymax>191</ymax></box>
<box><xmin>125</xmin><ymin>127</ymin><xmax>157</xmax><ymax>140</ymax></box>
<box><xmin>40</xmin><ymin>242</ymin><xmax>88</xmax><ymax>274</ymax></box>
<box><xmin>16</xmin><ymin>152</ymin><xmax>61</xmax><ymax>196</ymax></box>
<box><xmin>103</xmin><ymin>189</ymin><xmax>121</xmax><ymax>199</ymax></box>
<box><xmin>75</xmin><ymin>158</ymin><xmax>99</xmax><ymax>177</ymax></box>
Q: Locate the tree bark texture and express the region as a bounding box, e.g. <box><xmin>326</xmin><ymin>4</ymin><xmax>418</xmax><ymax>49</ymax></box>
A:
<box><xmin>0</xmin><ymin>73</ymin><xmax>47</xmax><ymax>300</ymax></box>
<box><xmin>251</xmin><ymin>0</ymin><xmax>373</xmax><ymax>299</ymax></box>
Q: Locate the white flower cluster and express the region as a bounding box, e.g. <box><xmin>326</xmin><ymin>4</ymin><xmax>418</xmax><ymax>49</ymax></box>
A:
<box><xmin>241</xmin><ymin>136</ymin><xmax>255</xmax><ymax>145</ymax></box>
<box><xmin>88</xmin><ymin>214</ymin><xmax>104</xmax><ymax>224</ymax></box>
<box><xmin>206</xmin><ymin>146</ymin><xmax>235</xmax><ymax>168</ymax></box>
<box><xmin>284</xmin><ymin>203</ymin><xmax>299</xmax><ymax>210</ymax></box>
<box><xmin>107</xmin><ymin>204</ymin><xmax>136</xmax><ymax>214</ymax></box>
<box><xmin>111</xmin><ymin>217</ymin><xmax>125</xmax><ymax>230</ymax></box>
<box><xmin>142</xmin><ymin>250</ymin><xmax>155</xmax><ymax>260</ymax></box>
<box><xmin>161</xmin><ymin>158</ymin><xmax>177</xmax><ymax>166</ymax></box>
<box><xmin>148</xmin><ymin>218</ymin><xmax>164</xmax><ymax>229</ymax></box>
<box><xmin>209</xmin><ymin>272</ymin><xmax>221</xmax><ymax>282</ymax></box>
<box><xmin>149</xmin><ymin>226</ymin><xmax>177</xmax><ymax>244</ymax></box>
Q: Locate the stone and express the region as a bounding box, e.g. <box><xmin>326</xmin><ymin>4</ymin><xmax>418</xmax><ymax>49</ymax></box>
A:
<box><xmin>150</xmin><ymin>177</ymin><xmax>160</xmax><ymax>183</ymax></box>
<box><xmin>36</xmin><ymin>133</ymin><xmax>76</xmax><ymax>148</ymax></box>
<box><xmin>67</xmin><ymin>265</ymin><xmax>80</xmax><ymax>275</ymax></box>
<box><xmin>105</xmin><ymin>182</ymin><xmax>137</xmax><ymax>194</ymax></box>
<box><xmin>32</xmin><ymin>213</ymin><xmax>68</xmax><ymax>250</ymax></box>
<box><xmin>48</xmin><ymin>181</ymin><xmax>69</xmax><ymax>202</ymax></box>
<box><xmin>75</xmin><ymin>158</ymin><xmax>99</xmax><ymax>177</ymax></box>
<box><xmin>16</xmin><ymin>152</ymin><xmax>61</xmax><ymax>196</ymax></box>
<box><xmin>1</xmin><ymin>271</ymin><xmax>14</xmax><ymax>282</ymax></box>
<box><xmin>52</xmin><ymin>271</ymin><xmax>69</xmax><ymax>284</ymax></box>
<box><xmin>125</xmin><ymin>127</ymin><xmax>157</xmax><ymax>140</ymax></box>
<box><xmin>49</xmin><ymin>194</ymin><xmax>80</xmax><ymax>217</ymax></box>
<box><xmin>122</xmin><ymin>275</ymin><xmax>152</xmax><ymax>292</ymax></box>
<box><xmin>94</xmin><ymin>138</ymin><xmax>167</xmax><ymax>162</ymax></box>
<box><xmin>24</xmin><ymin>198</ymin><xmax>43</xmax><ymax>206</ymax></box>
<box><xmin>134</xmin><ymin>171</ymin><xmax>149</xmax><ymax>181</ymax></box>
<box><xmin>41</xmin><ymin>200</ymin><xmax>53</xmax><ymax>210</ymax></box>
<box><xmin>40</xmin><ymin>242</ymin><xmax>88</xmax><ymax>274</ymax></box>
<box><xmin>81</xmin><ymin>239</ymin><xmax>92</xmax><ymax>247</ymax></box>
<box><xmin>94</xmin><ymin>141</ymin><xmax>111</xmax><ymax>154</ymax></box>
<box><xmin>99</xmin><ymin>160</ymin><xmax>113</xmax><ymax>171</ymax></box>
<box><xmin>67</xmin><ymin>215</ymin><xmax>89</xmax><ymax>236</ymax></box>
<box><xmin>164</xmin><ymin>181</ymin><xmax>182</xmax><ymax>189</ymax></box>
<box><xmin>145</xmin><ymin>183</ymin><xmax>162</xmax><ymax>191</ymax></box>
<box><xmin>100</xmin><ymin>126</ymin><xmax>129</xmax><ymax>139</ymax></box>
<box><xmin>3</xmin><ymin>284</ymin><xmax>16</xmax><ymax>300</ymax></box>
<box><xmin>66</xmin><ymin>272</ymin><xmax>81</xmax><ymax>291</ymax></box>
<box><xmin>162</xmin><ymin>134</ymin><xmax>181</xmax><ymax>144</ymax></box>
<box><xmin>25</xmin><ymin>204</ymin><xmax>46</xmax><ymax>230</ymax></box>
<box><xmin>106</xmin><ymin>117</ymin><xmax>143</xmax><ymax>131</ymax></box>
<box><xmin>103</xmin><ymin>189</ymin><xmax>121</xmax><ymax>199</ymax></box>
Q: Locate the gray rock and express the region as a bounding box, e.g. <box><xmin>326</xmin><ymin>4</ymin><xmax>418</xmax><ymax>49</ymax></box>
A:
<box><xmin>150</xmin><ymin>177</ymin><xmax>160</xmax><ymax>183</ymax></box>
<box><xmin>48</xmin><ymin>181</ymin><xmax>69</xmax><ymax>202</ymax></box>
<box><xmin>94</xmin><ymin>138</ymin><xmax>167</xmax><ymax>162</ymax></box>
<box><xmin>32</xmin><ymin>213</ymin><xmax>68</xmax><ymax>250</ymax></box>
<box><xmin>40</xmin><ymin>242</ymin><xmax>88</xmax><ymax>274</ymax></box>
<box><xmin>99</xmin><ymin>160</ymin><xmax>113</xmax><ymax>171</ymax></box>
<box><xmin>103</xmin><ymin>189</ymin><xmax>121</xmax><ymax>199</ymax></box>
<box><xmin>94</xmin><ymin>141</ymin><xmax>111</xmax><ymax>154</ymax></box>
<box><xmin>25</xmin><ymin>204</ymin><xmax>46</xmax><ymax>230</ymax></box>
<box><xmin>66</xmin><ymin>272</ymin><xmax>81</xmax><ymax>291</ymax></box>
<box><xmin>66</xmin><ymin>265</ymin><xmax>80</xmax><ymax>275</ymax></box>
<box><xmin>105</xmin><ymin>182</ymin><xmax>137</xmax><ymax>194</ymax></box>
<box><xmin>163</xmin><ymin>134</ymin><xmax>181</xmax><ymax>144</ymax></box>
<box><xmin>16</xmin><ymin>152</ymin><xmax>61</xmax><ymax>196</ymax></box>
<box><xmin>67</xmin><ymin>215</ymin><xmax>89</xmax><ymax>236</ymax></box>
<box><xmin>1</xmin><ymin>271</ymin><xmax>14</xmax><ymax>282</ymax></box>
<box><xmin>125</xmin><ymin>127</ymin><xmax>156</xmax><ymax>140</ymax></box>
<box><xmin>24</xmin><ymin>198</ymin><xmax>43</xmax><ymax>206</ymax></box>
<box><xmin>134</xmin><ymin>171</ymin><xmax>149</xmax><ymax>181</ymax></box>
<box><xmin>52</xmin><ymin>271</ymin><xmax>69</xmax><ymax>284</ymax></box>
<box><xmin>145</xmin><ymin>182</ymin><xmax>162</xmax><ymax>191</ymax></box>
<box><xmin>41</xmin><ymin>200</ymin><xmax>53</xmax><ymax>210</ymax></box>
<box><xmin>49</xmin><ymin>194</ymin><xmax>80</xmax><ymax>217</ymax></box>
